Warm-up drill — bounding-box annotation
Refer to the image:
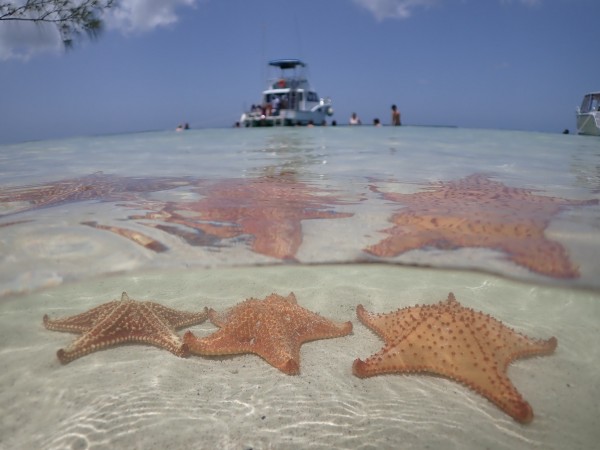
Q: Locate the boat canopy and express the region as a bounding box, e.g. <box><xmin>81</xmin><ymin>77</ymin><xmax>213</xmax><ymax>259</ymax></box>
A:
<box><xmin>580</xmin><ymin>92</ymin><xmax>600</xmax><ymax>114</ymax></box>
<box><xmin>269</xmin><ymin>59</ymin><xmax>306</xmax><ymax>70</ymax></box>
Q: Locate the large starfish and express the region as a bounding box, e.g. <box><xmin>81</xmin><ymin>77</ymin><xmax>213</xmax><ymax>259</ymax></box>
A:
<box><xmin>353</xmin><ymin>292</ymin><xmax>557</xmax><ymax>423</ymax></box>
<box><xmin>43</xmin><ymin>292</ymin><xmax>208</xmax><ymax>363</ymax></box>
<box><xmin>366</xmin><ymin>173</ymin><xmax>598</xmax><ymax>278</ymax></box>
<box><xmin>0</xmin><ymin>172</ymin><xmax>192</xmax><ymax>216</ymax></box>
<box><xmin>183</xmin><ymin>292</ymin><xmax>353</xmax><ymax>374</ymax></box>
<box><xmin>129</xmin><ymin>174</ymin><xmax>353</xmax><ymax>259</ymax></box>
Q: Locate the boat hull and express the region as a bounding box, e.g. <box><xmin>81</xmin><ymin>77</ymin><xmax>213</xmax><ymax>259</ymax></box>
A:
<box><xmin>576</xmin><ymin>112</ymin><xmax>600</xmax><ymax>136</ymax></box>
<box><xmin>241</xmin><ymin>108</ymin><xmax>331</xmax><ymax>127</ymax></box>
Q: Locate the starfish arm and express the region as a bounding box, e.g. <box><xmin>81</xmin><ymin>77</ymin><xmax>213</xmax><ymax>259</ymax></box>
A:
<box><xmin>258</xmin><ymin>341</ymin><xmax>301</xmax><ymax>375</ymax></box>
<box><xmin>454</xmin><ymin>369</ymin><xmax>535</xmax><ymax>423</ymax></box>
<box><xmin>56</xmin><ymin>302</ymin><xmax>187</xmax><ymax>364</ymax></box>
<box><xmin>296</xmin><ymin>317</ymin><xmax>353</xmax><ymax>344</ymax></box>
<box><xmin>510</xmin><ymin>336</ymin><xmax>557</xmax><ymax>360</ymax></box>
<box><xmin>356</xmin><ymin>304</ymin><xmax>415</xmax><ymax>342</ymax></box>
<box><xmin>43</xmin><ymin>300</ymin><xmax>120</xmax><ymax>333</ymax></box>
<box><xmin>499</xmin><ymin>238</ymin><xmax>580</xmax><ymax>278</ymax></box>
<box><xmin>183</xmin><ymin>329</ymin><xmax>256</xmax><ymax>356</ymax></box>
<box><xmin>186</xmin><ymin>221</ymin><xmax>241</xmax><ymax>239</ymax></box>
<box><xmin>352</xmin><ymin>346</ymin><xmax>535</xmax><ymax>423</ymax></box>
<box><xmin>365</xmin><ymin>229</ymin><xmax>443</xmax><ymax>257</ymax></box>
<box><xmin>183</xmin><ymin>328</ymin><xmax>301</xmax><ymax>374</ymax></box>
<box><xmin>81</xmin><ymin>222</ymin><xmax>169</xmax><ymax>253</ymax></box>
<box><xmin>1</xmin><ymin>173</ymin><xmax>194</xmax><ymax>214</ymax></box>
<box><xmin>379</xmin><ymin>191</ymin><xmax>411</xmax><ymax>203</ymax></box>
<box><xmin>243</xmin><ymin>219</ymin><xmax>303</xmax><ymax>259</ymax></box>
<box><xmin>493</xmin><ymin>333</ymin><xmax>558</xmax><ymax>368</ymax></box>
<box><xmin>281</xmin><ymin>292</ymin><xmax>298</xmax><ymax>304</ymax></box>
<box><xmin>352</xmin><ymin>347</ymin><xmax>403</xmax><ymax>378</ymax></box>
<box><xmin>146</xmin><ymin>223</ymin><xmax>219</xmax><ymax>247</ymax></box>
<box><xmin>147</xmin><ymin>303</ymin><xmax>209</xmax><ymax>329</ymax></box>
<box><xmin>274</xmin><ymin>295</ymin><xmax>353</xmax><ymax>342</ymax></box>
<box><xmin>249</xmin><ymin>321</ymin><xmax>303</xmax><ymax>374</ymax></box>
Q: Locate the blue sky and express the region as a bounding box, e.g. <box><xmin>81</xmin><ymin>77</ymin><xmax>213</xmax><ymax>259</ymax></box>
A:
<box><xmin>0</xmin><ymin>0</ymin><xmax>598</xmax><ymax>144</ymax></box>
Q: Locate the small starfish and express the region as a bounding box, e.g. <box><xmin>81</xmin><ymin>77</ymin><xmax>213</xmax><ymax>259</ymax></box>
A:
<box><xmin>184</xmin><ymin>292</ymin><xmax>353</xmax><ymax>374</ymax></box>
<box><xmin>43</xmin><ymin>292</ymin><xmax>208</xmax><ymax>363</ymax></box>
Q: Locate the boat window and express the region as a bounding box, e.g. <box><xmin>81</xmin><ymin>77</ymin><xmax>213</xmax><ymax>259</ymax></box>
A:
<box><xmin>581</xmin><ymin>95</ymin><xmax>592</xmax><ymax>113</ymax></box>
<box><xmin>581</xmin><ymin>94</ymin><xmax>600</xmax><ymax>113</ymax></box>
<box><xmin>307</xmin><ymin>92</ymin><xmax>319</xmax><ymax>102</ymax></box>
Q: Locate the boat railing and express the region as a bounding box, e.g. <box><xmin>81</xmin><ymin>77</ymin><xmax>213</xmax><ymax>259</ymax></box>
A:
<box><xmin>268</xmin><ymin>77</ymin><xmax>307</xmax><ymax>89</ymax></box>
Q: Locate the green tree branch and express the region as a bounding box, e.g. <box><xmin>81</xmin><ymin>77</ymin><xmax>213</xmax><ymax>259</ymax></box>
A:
<box><xmin>0</xmin><ymin>1</ymin><xmax>115</xmax><ymax>47</ymax></box>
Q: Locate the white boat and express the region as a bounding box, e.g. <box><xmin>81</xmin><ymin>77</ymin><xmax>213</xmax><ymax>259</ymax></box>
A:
<box><xmin>576</xmin><ymin>92</ymin><xmax>600</xmax><ymax>136</ymax></box>
<box><xmin>240</xmin><ymin>59</ymin><xmax>333</xmax><ymax>127</ymax></box>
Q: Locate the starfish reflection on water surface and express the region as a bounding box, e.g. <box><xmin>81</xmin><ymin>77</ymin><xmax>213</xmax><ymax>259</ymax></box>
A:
<box><xmin>81</xmin><ymin>221</ymin><xmax>169</xmax><ymax>253</ymax></box>
<box><xmin>366</xmin><ymin>173</ymin><xmax>599</xmax><ymax>278</ymax></box>
<box><xmin>131</xmin><ymin>175</ymin><xmax>353</xmax><ymax>259</ymax></box>
<box><xmin>43</xmin><ymin>292</ymin><xmax>208</xmax><ymax>363</ymax></box>
<box><xmin>183</xmin><ymin>292</ymin><xmax>353</xmax><ymax>374</ymax></box>
<box><xmin>0</xmin><ymin>172</ymin><xmax>192</xmax><ymax>216</ymax></box>
<box><xmin>353</xmin><ymin>293</ymin><xmax>557</xmax><ymax>424</ymax></box>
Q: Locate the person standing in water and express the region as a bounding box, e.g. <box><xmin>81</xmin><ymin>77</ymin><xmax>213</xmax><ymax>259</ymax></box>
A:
<box><xmin>349</xmin><ymin>112</ymin><xmax>362</xmax><ymax>125</ymax></box>
<box><xmin>391</xmin><ymin>104</ymin><xmax>401</xmax><ymax>126</ymax></box>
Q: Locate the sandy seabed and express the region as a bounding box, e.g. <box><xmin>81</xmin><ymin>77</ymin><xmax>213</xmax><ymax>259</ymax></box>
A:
<box><xmin>1</xmin><ymin>264</ymin><xmax>598</xmax><ymax>450</ymax></box>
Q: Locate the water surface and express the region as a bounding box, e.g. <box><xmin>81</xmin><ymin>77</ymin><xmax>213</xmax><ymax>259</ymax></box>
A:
<box><xmin>0</xmin><ymin>127</ymin><xmax>599</xmax><ymax>449</ymax></box>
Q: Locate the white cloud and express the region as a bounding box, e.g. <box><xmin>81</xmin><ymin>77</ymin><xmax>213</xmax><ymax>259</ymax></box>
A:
<box><xmin>0</xmin><ymin>0</ymin><xmax>198</xmax><ymax>61</ymax></box>
<box><xmin>106</xmin><ymin>0</ymin><xmax>197</xmax><ymax>33</ymax></box>
<box><xmin>0</xmin><ymin>21</ymin><xmax>62</xmax><ymax>61</ymax></box>
<box><xmin>353</xmin><ymin>0</ymin><xmax>439</xmax><ymax>20</ymax></box>
<box><xmin>354</xmin><ymin>0</ymin><xmax>543</xmax><ymax>20</ymax></box>
<box><xmin>501</xmin><ymin>0</ymin><xmax>542</xmax><ymax>6</ymax></box>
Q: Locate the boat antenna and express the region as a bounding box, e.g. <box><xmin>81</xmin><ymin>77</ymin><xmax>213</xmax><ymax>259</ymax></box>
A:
<box><xmin>294</xmin><ymin>15</ymin><xmax>304</xmax><ymax>60</ymax></box>
<box><xmin>260</xmin><ymin>23</ymin><xmax>267</xmax><ymax>87</ymax></box>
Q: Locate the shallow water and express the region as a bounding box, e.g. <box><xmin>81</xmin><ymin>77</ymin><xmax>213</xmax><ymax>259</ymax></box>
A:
<box><xmin>1</xmin><ymin>265</ymin><xmax>599</xmax><ymax>449</ymax></box>
<box><xmin>0</xmin><ymin>127</ymin><xmax>599</xmax><ymax>449</ymax></box>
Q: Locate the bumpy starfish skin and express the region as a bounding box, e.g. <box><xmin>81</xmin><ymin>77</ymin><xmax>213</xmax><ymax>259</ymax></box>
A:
<box><xmin>184</xmin><ymin>292</ymin><xmax>353</xmax><ymax>374</ymax></box>
<box><xmin>366</xmin><ymin>174</ymin><xmax>599</xmax><ymax>278</ymax></box>
<box><xmin>43</xmin><ymin>292</ymin><xmax>208</xmax><ymax>363</ymax></box>
<box><xmin>353</xmin><ymin>293</ymin><xmax>557</xmax><ymax>423</ymax></box>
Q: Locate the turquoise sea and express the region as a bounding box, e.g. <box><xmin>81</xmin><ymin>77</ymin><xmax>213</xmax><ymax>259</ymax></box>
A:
<box><xmin>0</xmin><ymin>126</ymin><xmax>599</xmax><ymax>449</ymax></box>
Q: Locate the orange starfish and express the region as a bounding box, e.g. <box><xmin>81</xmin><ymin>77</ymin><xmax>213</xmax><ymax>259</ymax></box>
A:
<box><xmin>130</xmin><ymin>174</ymin><xmax>353</xmax><ymax>259</ymax></box>
<box><xmin>366</xmin><ymin>173</ymin><xmax>598</xmax><ymax>278</ymax></box>
<box><xmin>43</xmin><ymin>292</ymin><xmax>208</xmax><ymax>364</ymax></box>
<box><xmin>0</xmin><ymin>172</ymin><xmax>192</xmax><ymax>216</ymax></box>
<box><xmin>353</xmin><ymin>293</ymin><xmax>557</xmax><ymax>423</ymax></box>
<box><xmin>183</xmin><ymin>292</ymin><xmax>353</xmax><ymax>374</ymax></box>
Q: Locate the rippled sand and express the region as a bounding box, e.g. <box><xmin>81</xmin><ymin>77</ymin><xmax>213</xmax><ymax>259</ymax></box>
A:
<box><xmin>1</xmin><ymin>264</ymin><xmax>598</xmax><ymax>449</ymax></box>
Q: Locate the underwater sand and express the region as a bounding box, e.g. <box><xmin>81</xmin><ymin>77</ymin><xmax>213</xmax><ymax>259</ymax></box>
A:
<box><xmin>1</xmin><ymin>264</ymin><xmax>598</xmax><ymax>450</ymax></box>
